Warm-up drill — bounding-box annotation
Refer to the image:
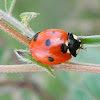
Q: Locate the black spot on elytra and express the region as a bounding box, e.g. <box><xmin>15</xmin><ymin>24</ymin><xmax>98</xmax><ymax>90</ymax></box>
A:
<box><xmin>33</xmin><ymin>32</ymin><xmax>40</xmax><ymax>41</ymax></box>
<box><xmin>61</xmin><ymin>44</ymin><xmax>68</xmax><ymax>53</ymax></box>
<box><xmin>48</xmin><ymin>57</ymin><xmax>54</xmax><ymax>62</ymax></box>
<box><xmin>45</xmin><ymin>39</ymin><xmax>51</xmax><ymax>46</ymax></box>
<box><xmin>52</xmin><ymin>31</ymin><xmax>56</xmax><ymax>34</ymax></box>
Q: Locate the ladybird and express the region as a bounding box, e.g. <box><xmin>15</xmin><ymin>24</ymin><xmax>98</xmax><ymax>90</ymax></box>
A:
<box><xmin>30</xmin><ymin>29</ymin><xmax>82</xmax><ymax>65</ymax></box>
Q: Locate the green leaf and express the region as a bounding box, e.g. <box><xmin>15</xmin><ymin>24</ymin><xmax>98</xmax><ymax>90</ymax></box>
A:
<box><xmin>5</xmin><ymin>0</ymin><xmax>16</xmax><ymax>14</ymax></box>
<box><xmin>14</xmin><ymin>49</ymin><xmax>55</xmax><ymax>78</ymax></box>
<box><xmin>79</xmin><ymin>35</ymin><xmax>100</xmax><ymax>47</ymax></box>
<box><xmin>20</xmin><ymin>12</ymin><xmax>40</xmax><ymax>28</ymax></box>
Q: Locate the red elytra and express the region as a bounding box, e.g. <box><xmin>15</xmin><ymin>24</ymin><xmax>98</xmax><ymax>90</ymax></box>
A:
<box><xmin>30</xmin><ymin>29</ymin><xmax>72</xmax><ymax>65</ymax></box>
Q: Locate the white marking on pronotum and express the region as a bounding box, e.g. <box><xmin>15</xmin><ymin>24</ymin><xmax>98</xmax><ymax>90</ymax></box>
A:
<box><xmin>73</xmin><ymin>34</ymin><xmax>78</xmax><ymax>40</ymax></box>
<box><xmin>65</xmin><ymin>40</ymin><xmax>70</xmax><ymax>54</ymax></box>
<box><xmin>76</xmin><ymin>49</ymin><xmax>79</xmax><ymax>55</ymax></box>
<box><xmin>67</xmin><ymin>49</ymin><xmax>70</xmax><ymax>54</ymax></box>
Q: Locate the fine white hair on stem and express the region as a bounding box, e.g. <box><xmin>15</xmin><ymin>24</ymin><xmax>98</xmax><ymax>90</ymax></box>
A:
<box><xmin>0</xmin><ymin>9</ymin><xmax>34</xmax><ymax>38</ymax></box>
<box><xmin>0</xmin><ymin>62</ymin><xmax>100</xmax><ymax>73</ymax></box>
<box><xmin>1</xmin><ymin>9</ymin><xmax>100</xmax><ymax>75</ymax></box>
<box><xmin>78</xmin><ymin>35</ymin><xmax>100</xmax><ymax>39</ymax></box>
<box><xmin>5</xmin><ymin>0</ymin><xmax>16</xmax><ymax>14</ymax></box>
<box><xmin>14</xmin><ymin>49</ymin><xmax>33</xmax><ymax>64</ymax></box>
<box><xmin>84</xmin><ymin>44</ymin><xmax>100</xmax><ymax>47</ymax></box>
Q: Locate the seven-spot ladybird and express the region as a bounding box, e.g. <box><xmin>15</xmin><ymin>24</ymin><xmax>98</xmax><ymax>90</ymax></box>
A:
<box><xmin>30</xmin><ymin>29</ymin><xmax>82</xmax><ymax>65</ymax></box>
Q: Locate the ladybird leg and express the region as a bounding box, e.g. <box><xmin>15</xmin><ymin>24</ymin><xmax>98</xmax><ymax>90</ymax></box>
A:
<box><xmin>80</xmin><ymin>46</ymin><xmax>86</xmax><ymax>50</ymax></box>
<box><xmin>61</xmin><ymin>44</ymin><xmax>69</xmax><ymax>53</ymax></box>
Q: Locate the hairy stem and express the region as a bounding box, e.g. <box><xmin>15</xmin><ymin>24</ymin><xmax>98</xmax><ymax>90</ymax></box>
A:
<box><xmin>0</xmin><ymin>62</ymin><xmax>100</xmax><ymax>73</ymax></box>
<box><xmin>1</xmin><ymin>10</ymin><xmax>100</xmax><ymax>74</ymax></box>
<box><xmin>0</xmin><ymin>19</ymin><xmax>100</xmax><ymax>74</ymax></box>
<box><xmin>0</xmin><ymin>9</ymin><xmax>34</xmax><ymax>38</ymax></box>
<box><xmin>0</xmin><ymin>20</ymin><xmax>31</xmax><ymax>47</ymax></box>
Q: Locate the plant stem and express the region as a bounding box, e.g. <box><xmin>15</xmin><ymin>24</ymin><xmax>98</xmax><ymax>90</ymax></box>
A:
<box><xmin>1</xmin><ymin>19</ymin><xmax>100</xmax><ymax>74</ymax></box>
<box><xmin>1</xmin><ymin>9</ymin><xmax>100</xmax><ymax>74</ymax></box>
<box><xmin>0</xmin><ymin>62</ymin><xmax>100</xmax><ymax>73</ymax></box>
<box><xmin>79</xmin><ymin>35</ymin><xmax>100</xmax><ymax>47</ymax></box>
<box><xmin>0</xmin><ymin>9</ymin><xmax>34</xmax><ymax>38</ymax></box>
<box><xmin>0</xmin><ymin>20</ymin><xmax>31</xmax><ymax>47</ymax></box>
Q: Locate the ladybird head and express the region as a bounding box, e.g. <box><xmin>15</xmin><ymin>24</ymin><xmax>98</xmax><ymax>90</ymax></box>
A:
<box><xmin>66</xmin><ymin>33</ymin><xmax>82</xmax><ymax>57</ymax></box>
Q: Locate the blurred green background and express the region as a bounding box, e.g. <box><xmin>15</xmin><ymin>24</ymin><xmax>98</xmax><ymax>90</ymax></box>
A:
<box><xmin>0</xmin><ymin>0</ymin><xmax>100</xmax><ymax>100</ymax></box>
